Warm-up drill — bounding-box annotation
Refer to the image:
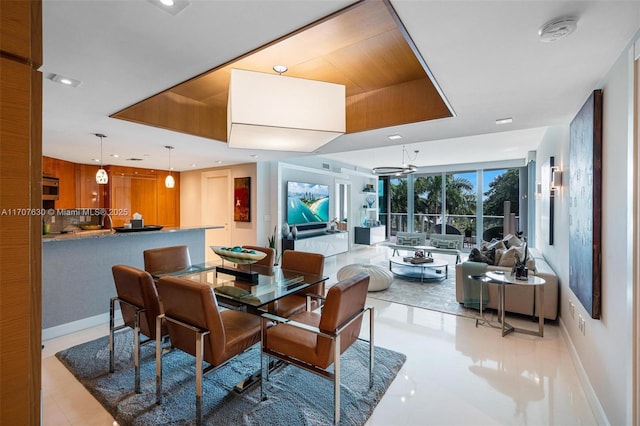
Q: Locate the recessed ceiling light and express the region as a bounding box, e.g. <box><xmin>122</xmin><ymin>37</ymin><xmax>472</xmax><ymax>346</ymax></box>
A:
<box><xmin>496</xmin><ymin>117</ymin><xmax>513</xmax><ymax>125</ymax></box>
<box><xmin>538</xmin><ymin>17</ymin><xmax>577</xmax><ymax>43</ymax></box>
<box><xmin>215</xmin><ymin>160</ymin><xmax>222</xmax><ymax>164</ymax></box>
<box><xmin>92</xmin><ymin>158</ymin><xmax>100</xmax><ymax>163</ymax></box>
<box><xmin>273</xmin><ymin>65</ymin><xmax>288</xmax><ymax>74</ymax></box>
<box><xmin>126</xmin><ymin>158</ymin><xmax>143</xmax><ymax>161</ymax></box>
<box><xmin>48</xmin><ymin>73</ymin><xmax>82</xmax><ymax>87</ymax></box>
<box><xmin>191</xmin><ymin>164</ymin><xmax>198</xmax><ymax>167</ymax></box>
<box><xmin>250</xmin><ymin>154</ymin><xmax>258</xmax><ymax>158</ymax></box>
<box><xmin>147</xmin><ymin>0</ymin><xmax>190</xmax><ymax>15</ymax></box>
<box><xmin>110</xmin><ymin>154</ymin><xmax>119</xmax><ymax>158</ymax></box>
<box><xmin>388</xmin><ymin>134</ymin><xmax>403</xmax><ymax>140</ymax></box>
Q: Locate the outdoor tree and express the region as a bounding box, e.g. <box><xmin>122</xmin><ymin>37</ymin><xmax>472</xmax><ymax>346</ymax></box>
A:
<box><xmin>483</xmin><ymin>168</ymin><xmax>520</xmax><ymax>215</ymax></box>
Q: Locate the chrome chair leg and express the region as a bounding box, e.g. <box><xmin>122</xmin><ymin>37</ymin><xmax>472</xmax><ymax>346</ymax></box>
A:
<box><xmin>195</xmin><ymin>330</ymin><xmax>205</xmax><ymax>426</ymax></box>
<box><xmin>369</xmin><ymin>306</ymin><xmax>375</xmax><ymax>388</ymax></box>
<box><xmin>109</xmin><ymin>297</ymin><xmax>116</xmax><ymax>373</ymax></box>
<box><xmin>155</xmin><ymin>314</ymin><xmax>164</xmax><ymax>405</ymax></box>
<box><xmin>260</xmin><ymin>352</ymin><xmax>268</xmax><ymax>401</ymax></box>
<box><xmin>333</xmin><ymin>334</ymin><xmax>341</xmax><ymax>425</ymax></box>
<box><xmin>134</xmin><ymin>310</ymin><xmax>141</xmax><ymax>393</ymax></box>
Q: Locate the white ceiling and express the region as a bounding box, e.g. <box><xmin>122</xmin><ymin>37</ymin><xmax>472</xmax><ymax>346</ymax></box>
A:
<box><xmin>41</xmin><ymin>0</ymin><xmax>640</xmax><ymax>172</ymax></box>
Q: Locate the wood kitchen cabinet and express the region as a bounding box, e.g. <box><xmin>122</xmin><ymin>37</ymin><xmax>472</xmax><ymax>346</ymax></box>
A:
<box><xmin>107</xmin><ymin>166</ymin><xmax>157</xmax><ymax>227</ymax></box>
<box><xmin>105</xmin><ymin>165</ymin><xmax>179</xmax><ymax>228</ymax></box>
<box><xmin>43</xmin><ymin>156</ymin><xmax>86</xmax><ymax>209</ymax></box>
<box><xmin>40</xmin><ymin>158</ymin><xmax>179</xmax><ymax>227</ymax></box>
<box><xmin>157</xmin><ymin>171</ymin><xmax>180</xmax><ymax>227</ymax></box>
<box><xmin>76</xmin><ymin>164</ymin><xmax>103</xmax><ymax>209</ymax></box>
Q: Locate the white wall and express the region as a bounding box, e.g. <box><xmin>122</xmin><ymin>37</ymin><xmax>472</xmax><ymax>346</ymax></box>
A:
<box><xmin>536</xmin><ymin>44</ymin><xmax>635</xmax><ymax>425</ymax></box>
<box><xmin>180</xmin><ymin>163</ymin><xmax>259</xmax><ymax>245</ymax></box>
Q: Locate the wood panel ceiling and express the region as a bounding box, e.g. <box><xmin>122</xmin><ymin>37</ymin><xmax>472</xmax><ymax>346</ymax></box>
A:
<box><xmin>111</xmin><ymin>0</ymin><xmax>452</xmax><ymax>146</ymax></box>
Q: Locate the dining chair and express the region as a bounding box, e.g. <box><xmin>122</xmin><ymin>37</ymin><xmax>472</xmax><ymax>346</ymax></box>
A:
<box><xmin>239</xmin><ymin>245</ymin><xmax>275</xmax><ymax>267</ymax></box>
<box><xmin>273</xmin><ymin>249</ymin><xmax>325</xmax><ymax>317</ymax></box>
<box><xmin>236</xmin><ymin>245</ymin><xmax>275</xmax><ymax>275</ymax></box>
<box><xmin>110</xmin><ymin>265</ymin><xmax>168</xmax><ymax>393</ymax></box>
<box><xmin>155</xmin><ymin>276</ymin><xmax>261</xmax><ymax>424</ymax></box>
<box><xmin>260</xmin><ymin>272</ymin><xmax>374</xmax><ymax>425</ymax></box>
<box><xmin>143</xmin><ymin>245</ymin><xmax>191</xmax><ymax>276</ymax></box>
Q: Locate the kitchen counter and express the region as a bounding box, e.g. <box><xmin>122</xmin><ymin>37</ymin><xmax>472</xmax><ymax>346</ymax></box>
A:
<box><xmin>42</xmin><ymin>225</ymin><xmax>221</xmax><ymax>242</ymax></box>
<box><xmin>42</xmin><ymin>225</ymin><xmax>223</xmax><ymax>339</ymax></box>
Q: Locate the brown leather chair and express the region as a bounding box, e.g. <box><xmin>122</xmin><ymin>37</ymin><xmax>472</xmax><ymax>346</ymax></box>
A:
<box><xmin>274</xmin><ymin>250</ymin><xmax>326</xmax><ymax>317</ymax></box>
<box><xmin>240</xmin><ymin>245</ymin><xmax>275</xmax><ymax>267</ymax></box>
<box><xmin>143</xmin><ymin>245</ymin><xmax>191</xmax><ymax>276</ymax></box>
<box><xmin>155</xmin><ymin>276</ymin><xmax>261</xmax><ymax>421</ymax></box>
<box><xmin>236</xmin><ymin>245</ymin><xmax>275</xmax><ymax>276</ymax></box>
<box><xmin>261</xmin><ymin>272</ymin><xmax>374</xmax><ymax>425</ymax></box>
<box><xmin>110</xmin><ymin>265</ymin><xmax>168</xmax><ymax>393</ymax></box>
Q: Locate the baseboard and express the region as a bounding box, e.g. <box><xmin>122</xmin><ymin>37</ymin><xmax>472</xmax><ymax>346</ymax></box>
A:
<box><xmin>559</xmin><ymin>317</ymin><xmax>610</xmax><ymax>425</ymax></box>
<box><xmin>42</xmin><ymin>310</ymin><xmax>122</xmax><ymax>341</ymax></box>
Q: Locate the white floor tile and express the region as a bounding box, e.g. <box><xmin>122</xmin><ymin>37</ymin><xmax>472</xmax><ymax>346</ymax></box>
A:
<box><xmin>41</xmin><ymin>246</ymin><xmax>595</xmax><ymax>425</ymax></box>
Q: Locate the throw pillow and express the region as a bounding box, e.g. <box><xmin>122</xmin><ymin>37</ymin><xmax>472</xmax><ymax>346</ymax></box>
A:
<box><xmin>468</xmin><ymin>248</ymin><xmax>492</xmax><ymax>264</ymax></box>
<box><xmin>498</xmin><ymin>246</ymin><xmax>524</xmax><ymax>267</ymax></box>
<box><xmin>397</xmin><ymin>235</ymin><xmax>421</xmax><ymax>246</ymax></box>
<box><xmin>494</xmin><ymin>248</ymin><xmax>504</xmax><ymax>265</ymax></box>
<box><xmin>502</xmin><ymin>234</ymin><xmax>522</xmax><ymax>248</ymax></box>
<box><xmin>431</xmin><ymin>237</ymin><xmax>446</xmax><ymax>248</ymax></box>
<box><xmin>486</xmin><ymin>239</ymin><xmax>506</xmax><ymax>250</ymax></box>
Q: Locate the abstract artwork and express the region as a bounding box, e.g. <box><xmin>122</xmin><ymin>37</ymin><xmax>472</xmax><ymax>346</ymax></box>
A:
<box><xmin>233</xmin><ymin>177</ymin><xmax>251</xmax><ymax>222</ymax></box>
<box><xmin>569</xmin><ymin>90</ymin><xmax>602</xmax><ymax>319</ymax></box>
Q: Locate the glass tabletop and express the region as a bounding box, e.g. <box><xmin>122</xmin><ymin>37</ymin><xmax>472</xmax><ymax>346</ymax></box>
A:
<box><xmin>155</xmin><ymin>262</ymin><xmax>326</xmax><ymax>309</ymax></box>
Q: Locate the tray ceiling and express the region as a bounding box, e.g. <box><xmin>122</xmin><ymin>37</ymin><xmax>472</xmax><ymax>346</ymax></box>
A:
<box><xmin>111</xmin><ymin>0</ymin><xmax>453</xmax><ymax>145</ymax></box>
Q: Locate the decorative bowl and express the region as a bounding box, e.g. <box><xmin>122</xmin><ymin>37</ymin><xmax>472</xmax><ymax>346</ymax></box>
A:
<box><xmin>80</xmin><ymin>224</ymin><xmax>102</xmax><ymax>230</ymax></box>
<box><xmin>210</xmin><ymin>246</ymin><xmax>267</xmax><ymax>264</ymax></box>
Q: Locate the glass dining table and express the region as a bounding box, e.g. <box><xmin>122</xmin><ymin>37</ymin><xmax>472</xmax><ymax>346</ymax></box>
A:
<box><xmin>151</xmin><ymin>262</ymin><xmax>328</xmax><ymax>392</ymax></box>
<box><xmin>152</xmin><ymin>262</ymin><xmax>328</xmax><ymax>314</ymax></box>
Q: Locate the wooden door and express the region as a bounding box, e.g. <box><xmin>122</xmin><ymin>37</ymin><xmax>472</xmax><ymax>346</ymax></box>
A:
<box><xmin>202</xmin><ymin>171</ymin><xmax>231</xmax><ymax>262</ymax></box>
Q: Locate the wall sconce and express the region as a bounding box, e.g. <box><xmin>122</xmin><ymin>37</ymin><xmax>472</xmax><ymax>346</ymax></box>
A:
<box><xmin>550</xmin><ymin>166</ymin><xmax>562</xmax><ymax>191</ymax></box>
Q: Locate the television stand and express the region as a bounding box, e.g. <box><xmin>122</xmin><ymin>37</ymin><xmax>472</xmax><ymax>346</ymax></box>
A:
<box><xmin>282</xmin><ymin>230</ymin><xmax>348</xmax><ymax>257</ymax></box>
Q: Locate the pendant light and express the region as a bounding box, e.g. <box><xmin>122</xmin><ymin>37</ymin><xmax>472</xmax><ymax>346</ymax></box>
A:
<box><xmin>372</xmin><ymin>145</ymin><xmax>419</xmax><ymax>176</ymax></box>
<box><xmin>164</xmin><ymin>145</ymin><xmax>175</xmax><ymax>188</ymax></box>
<box><xmin>94</xmin><ymin>133</ymin><xmax>108</xmax><ymax>184</ymax></box>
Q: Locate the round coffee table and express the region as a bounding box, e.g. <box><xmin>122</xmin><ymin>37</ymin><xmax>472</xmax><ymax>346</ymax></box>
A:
<box><xmin>388</xmin><ymin>256</ymin><xmax>448</xmax><ymax>282</ymax></box>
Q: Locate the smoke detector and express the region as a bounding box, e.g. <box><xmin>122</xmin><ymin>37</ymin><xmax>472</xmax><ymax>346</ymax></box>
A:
<box><xmin>538</xmin><ymin>18</ymin><xmax>577</xmax><ymax>43</ymax></box>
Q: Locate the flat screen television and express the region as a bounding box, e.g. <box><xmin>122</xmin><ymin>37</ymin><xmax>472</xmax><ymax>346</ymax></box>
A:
<box><xmin>287</xmin><ymin>181</ymin><xmax>330</xmax><ymax>225</ymax></box>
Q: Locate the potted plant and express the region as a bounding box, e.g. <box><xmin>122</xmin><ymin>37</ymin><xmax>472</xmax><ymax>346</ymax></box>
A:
<box><xmin>267</xmin><ymin>225</ymin><xmax>280</xmax><ymax>265</ymax></box>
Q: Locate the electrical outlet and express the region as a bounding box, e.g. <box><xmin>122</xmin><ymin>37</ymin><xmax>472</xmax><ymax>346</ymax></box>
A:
<box><xmin>569</xmin><ymin>301</ymin><xmax>575</xmax><ymax>319</ymax></box>
<box><xmin>578</xmin><ymin>315</ymin><xmax>585</xmax><ymax>335</ymax></box>
<box><xmin>51</xmin><ymin>216</ymin><xmax>55</xmax><ymax>223</ymax></box>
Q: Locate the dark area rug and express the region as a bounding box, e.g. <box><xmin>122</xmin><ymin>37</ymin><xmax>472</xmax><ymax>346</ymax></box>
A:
<box><xmin>56</xmin><ymin>330</ymin><xmax>406</xmax><ymax>425</ymax></box>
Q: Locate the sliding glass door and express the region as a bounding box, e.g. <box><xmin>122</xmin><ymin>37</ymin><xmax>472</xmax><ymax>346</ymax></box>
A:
<box><xmin>382</xmin><ymin>166</ymin><xmax>524</xmax><ymax>244</ymax></box>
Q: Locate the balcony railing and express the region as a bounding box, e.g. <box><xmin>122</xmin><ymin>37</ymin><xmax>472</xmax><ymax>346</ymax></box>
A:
<box><xmin>379</xmin><ymin>213</ymin><xmax>519</xmax><ymax>241</ymax></box>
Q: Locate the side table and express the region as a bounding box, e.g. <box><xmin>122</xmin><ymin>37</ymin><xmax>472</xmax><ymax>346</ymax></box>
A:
<box><xmin>486</xmin><ymin>271</ymin><xmax>546</xmax><ymax>337</ymax></box>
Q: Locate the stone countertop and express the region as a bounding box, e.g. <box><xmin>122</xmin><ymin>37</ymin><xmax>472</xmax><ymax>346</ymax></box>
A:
<box><xmin>42</xmin><ymin>225</ymin><xmax>223</xmax><ymax>243</ymax></box>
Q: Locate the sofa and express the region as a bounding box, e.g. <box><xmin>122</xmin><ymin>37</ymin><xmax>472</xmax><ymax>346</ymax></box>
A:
<box><xmin>382</xmin><ymin>232</ymin><xmax>463</xmax><ymax>263</ymax></box>
<box><xmin>455</xmin><ymin>245</ymin><xmax>558</xmax><ymax>320</ymax></box>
